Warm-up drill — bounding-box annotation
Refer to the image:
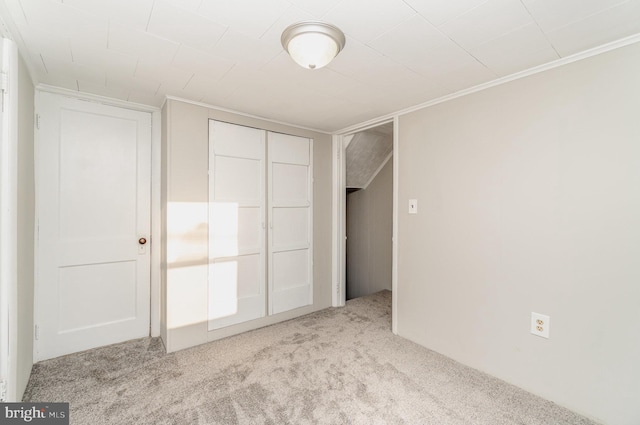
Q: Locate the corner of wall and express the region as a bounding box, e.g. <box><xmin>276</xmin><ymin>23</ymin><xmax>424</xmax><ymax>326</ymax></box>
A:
<box><xmin>15</xmin><ymin>51</ymin><xmax>35</xmax><ymax>400</ymax></box>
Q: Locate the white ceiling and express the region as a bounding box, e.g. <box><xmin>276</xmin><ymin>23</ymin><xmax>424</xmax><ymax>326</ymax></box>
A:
<box><xmin>1</xmin><ymin>0</ymin><xmax>639</xmax><ymax>132</ymax></box>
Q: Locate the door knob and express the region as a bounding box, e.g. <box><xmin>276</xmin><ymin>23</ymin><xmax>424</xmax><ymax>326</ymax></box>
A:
<box><xmin>138</xmin><ymin>237</ymin><xmax>147</xmax><ymax>245</ymax></box>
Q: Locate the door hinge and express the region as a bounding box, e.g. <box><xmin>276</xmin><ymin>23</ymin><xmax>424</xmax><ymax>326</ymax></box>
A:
<box><xmin>1</xmin><ymin>71</ymin><xmax>7</xmax><ymax>113</ymax></box>
<box><xmin>0</xmin><ymin>380</ymin><xmax>7</xmax><ymax>402</ymax></box>
<box><xmin>35</xmin><ymin>114</ymin><xmax>41</xmax><ymax>129</ymax></box>
<box><xmin>34</xmin><ymin>324</ymin><xmax>39</xmax><ymax>341</ymax></box>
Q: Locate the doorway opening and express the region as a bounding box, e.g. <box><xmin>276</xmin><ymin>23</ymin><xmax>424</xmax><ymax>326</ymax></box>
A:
<box><xmin>344</xmin><ymin>122</ymin><xmax>393</xmax><ymax>301</ymax></box>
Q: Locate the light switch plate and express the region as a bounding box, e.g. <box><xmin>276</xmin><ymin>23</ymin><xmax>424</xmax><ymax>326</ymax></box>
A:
<box><xmin>409</xmin><ymin>199</ymin><xmax>418</xmax><ymax>214</ymax></box>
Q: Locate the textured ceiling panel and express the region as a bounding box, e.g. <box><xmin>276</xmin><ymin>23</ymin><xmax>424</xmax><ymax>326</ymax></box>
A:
<box><xmin>1</xmin><ymin>0</ymin><xmax>639</xmax><ymax>132</ymax></box>
<box><xmin>346</xmin><ymin>123</ymin><xmax>393</xmax><ymax>189</ymax></box>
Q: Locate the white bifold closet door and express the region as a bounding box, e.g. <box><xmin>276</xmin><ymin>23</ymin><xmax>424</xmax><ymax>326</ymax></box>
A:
<box><xmin>268</xmin><ymin>132</ymin><xmax>313</xmax><ymax>315</ymax></box>
<box><xmin>208</xmin><ymin>121</ymin><xmax>313</xmax><ymax>330</ymax></box>
<box><xmin>208</xmin><ymin>121</ymin><xmax>266</xmax><ymax>330</ymax></box>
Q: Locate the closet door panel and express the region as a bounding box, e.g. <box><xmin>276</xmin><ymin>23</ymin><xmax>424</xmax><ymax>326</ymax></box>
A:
<box><xmin>212</xmin><ymin>122</ymin><xmax>264</xmax><ymax>159</ymax></box>
<box><xmin>209</xmin><ymin>205</ymin><xmax>262</xmax><ymax>257</ymax></box>
<box><xmin>236</xmin><ymin>207</ymin><xmax>262</xmax><ymax>253</ymax></box>
<box><xmin>272</xmin><ymin>208</ymin><xmax>309</xmax><ymax>248</ymax></box>
<box><xmin>269</xmin><ymin>132</ymin><xmax>310</xmax><ymax>164</ymax></box>
<box><xmin>273</xmin><ymin>250</ymin><xmax>309</xmax><ymax>290</ymax></box>
<box><xmin>272</xmin><ymin>163</ymin><xmax>309</xmax><ymax>205</ymax></box>
<box><xmin>208</xmin><ymin>121</ymin><xmax>266</xmax><ymax>330</ymax></box>
<box><xmin>209</xmin><ymin>255</ymin><xmax>263</xmax><ymax>326</ymax></box>
<box><xmin>236</xmin><ymin>255</ymin><xmax>262</xmax><ymax>297</ymax></box>
<box><xmin>268</xmin><ymin>132</ymin><xmax>313</xmax><ymax>315</ymax></box>
<box><xmin>213</xmin><ymin>156</ymin><xmax>262</xmax><ymax>202</ymax></box>
<box><xmin>272</xmin><ymin>251</ymin><xmax>311</xmax><ymax>314</ymax></box>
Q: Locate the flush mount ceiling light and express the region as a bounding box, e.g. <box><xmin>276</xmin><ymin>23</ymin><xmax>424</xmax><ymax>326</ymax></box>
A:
<box><xmin>281</xmin><ymin>21</ymin><xmax>346</xmax><ymax>70</ymax></box>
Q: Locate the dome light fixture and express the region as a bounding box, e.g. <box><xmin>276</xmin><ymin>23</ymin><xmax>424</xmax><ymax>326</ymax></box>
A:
<box><xmin>281</xmin><ymin>21</ymin><xmax>346</xmax><ymax>70</ymax></box>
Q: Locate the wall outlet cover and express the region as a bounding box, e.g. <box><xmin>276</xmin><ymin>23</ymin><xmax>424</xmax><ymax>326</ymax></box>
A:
<box><xmin>531</xmin><ymin>312</ymin><xmax>550</xmax><ymax>338</ymax></box>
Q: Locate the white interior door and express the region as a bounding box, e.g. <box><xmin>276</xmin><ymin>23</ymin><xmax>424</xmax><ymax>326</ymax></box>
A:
<box><xmin>36</xmin><ymin>92</ymin><xmax>151</xmax><ymax>361</ymax></box>
<box><xmin>208</xmin><ymin>120</ymin><xmax>266</xmax><ymax>330</ymax></box>
<box><xmin>268</xmin><ymin>132</ymin><xmax>313</xmax><ymax>314</ymax></box>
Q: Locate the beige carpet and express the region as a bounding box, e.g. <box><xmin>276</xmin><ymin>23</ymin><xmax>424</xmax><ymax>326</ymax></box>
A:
<box><xmin>24</xmin><ymin>291</ymin><xmax>598</xmax><ymax>424</ymax></box>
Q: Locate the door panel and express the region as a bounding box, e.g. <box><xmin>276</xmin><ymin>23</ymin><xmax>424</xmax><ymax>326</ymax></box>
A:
<box><xmin>272</xmin><ymin>249</ymin><xmax>312</xmax><ymax>314</ymax></box>
<box><xmin>210</xmin><ymin>205</ymin><xmax>262</xmax><ymax>258</ymax></box>
<box><xmin>58</xmin><ymin>110</ymin><xmax>138</xmax><ymax>240</ymax></box>
<box><xmin>208</xmin><ymin>121</ymin><xmax>266</xmax><ymax>330</ymax></box>
<box><xmin>213</xmin><ymin>156</ymin><xmax>262</xmax><ymax>201</ymax></box>
<box><xmin>272</xmin><ymin>208</ymin><xmax>309</xmax><ymax>247</ymax></box>
<box><xmin>237</xmin><ymin>208</ymin><xmax>262</xmax><ymax>252</ymax></box>
<box><xmin>272</xmin><ymin>250</ymin><xmax>309</xmax><ymax>290</ymax></box>
<box><xmin>268</xmin><ymin>132</ymin><xmax>313</xmax><ymax>315</ymax></box>
<box><xmin>37</xmin><ymin>92</ymin><xmax>152</xmax><ymax>361</ymax></box>
<box><xmin>269</xmin><ymin>133</ymin><xmax>309</xmax><ymax>164</ymax></box>
<box><xmin>272</xmin><ymin>163</ymin><xmax>309</xmax><ymax>205</ymax></box>
<box><xmin>208</xmin><ymin>255</ymin><xmax>262</xmax><ymax>321</ymax></box>
<box><xmin>57</xmin><ymin>261</ymin><xmax>137</xmax><ymax>332</ymax></box>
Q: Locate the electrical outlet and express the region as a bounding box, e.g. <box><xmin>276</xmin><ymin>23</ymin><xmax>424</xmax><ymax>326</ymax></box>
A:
<box><xmin>531</xmin><ymin>312</ymin><xmax>550</xmax><ymax>338</ymax></box>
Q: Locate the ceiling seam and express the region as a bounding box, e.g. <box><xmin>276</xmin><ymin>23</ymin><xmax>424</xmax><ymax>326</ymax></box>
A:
<box><xmin>518</xmin><ymin>0</ymin><xmax>561</xmax><ymax>58</ymax></box>
<box><xmin>542</xmin><ymin>0</ymin><xmax>632</xmax><ymax>34</ymax></box>
<box><xmin>17</xmin><ymin>0</ymin><xmax>27</xmax><ymax>24</ymax></box>
<box><xmin>367</xmin><ymin>3</ymin><xmax>496</xmax><ymax>80</ymax></box>
<box><xmin>145</xmin><ymin>0</ymin><xmax>156</xmax><ymax>32</ymax></box>
<box><xmin>182</xmin><ymin>73</ymin><xmax>194</xmax><ymax>90</ymax></box>
<box><xmin>39</xmin><ymin>54</ymin><xmax>48</xmax><ymax>74</ymax></box>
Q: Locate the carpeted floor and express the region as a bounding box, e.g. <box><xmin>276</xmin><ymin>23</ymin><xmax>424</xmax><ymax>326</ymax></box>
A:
<box><xmin>24</xmin><ymin>291</ymin><xmax>598</xmax><ymax>424</ymax></box>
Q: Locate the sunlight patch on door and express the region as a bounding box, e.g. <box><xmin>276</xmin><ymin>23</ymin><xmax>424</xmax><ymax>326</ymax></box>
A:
<box><xmin>209</xmin><ymin>261</ymin><xmax>239</xmax><ymax>320</ymax></box>
<box><xmin>210</xmin><ymin>202</ymin><xmax>239</xmax><ymax>258</ymax></box>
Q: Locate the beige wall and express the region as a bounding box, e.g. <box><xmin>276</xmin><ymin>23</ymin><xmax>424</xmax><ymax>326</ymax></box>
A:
<box><xmin>16</xmin><ymin>54</ymin><xmax>35</xmax><ymax>399</ymax></box>
<box><xmin>346</xmin><ymin>158</ymin><xmax>392</xmax><ymax>299</ymax></box>
<box><xmin>396</xmin><ymin>43</ymin><xmax>640</xmax><ymax>425</ymax></box>
<box><xmin>162</xmin><ymin>99</ymin><xmax>333</xmax><ymax>352</ymax></box>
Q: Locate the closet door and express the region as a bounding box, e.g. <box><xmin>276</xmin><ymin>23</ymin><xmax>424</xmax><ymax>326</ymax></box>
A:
<box><xmin>208</xmin><ymin>121</ymin><xmax>266</xmax><ymax>330</ymax></box>
<box><xmin>268</xmin><ymin>132</ymin><xmax>313</xmax><ymax>314</ymax></box>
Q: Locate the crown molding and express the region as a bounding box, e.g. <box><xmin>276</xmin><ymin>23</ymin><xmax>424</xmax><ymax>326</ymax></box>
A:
<box><xmin>36</xmin><ymin>84</ymin><xmax>160</xmax><ymax>113</ymax></box>
<box><xmin>335</xmin><ymin>33</ymin><xmax>640</xmax><ymax>135</ymax></box>
<box><xmin>164</xmin><ymin>95</ymin><xmax>330</xmax><ymax>135</ymax></box>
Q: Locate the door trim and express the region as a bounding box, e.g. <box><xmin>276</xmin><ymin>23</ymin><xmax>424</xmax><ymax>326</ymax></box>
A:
<box><xmin>0</xmin><ymin>38</ymin><xmax>19</xmax><ymax>401</ymax></box>
<box><xmin>332</xmin><ymin>117</ymin><xmax>399</xmax><ymax>334</ymax></box>
<box><xmin>34</xmin><ymin>86</ymin><xmax>162</xmax><ymax>352</ymax></box>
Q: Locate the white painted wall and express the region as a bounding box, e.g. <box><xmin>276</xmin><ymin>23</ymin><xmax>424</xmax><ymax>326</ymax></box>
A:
<box><xmin>346</xmin><ymin>158</ymin><xmax>392</xmax><ymax>299</ymax></box>
<box><xmin>396</xmin><ymin>42</ymin><xmax>640</xmax><ymax>425</ymax></box>
<box><xmin>16</xmin><ymin>53</ymin><xmax>34</xmax><ymax>400</ymax></box>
